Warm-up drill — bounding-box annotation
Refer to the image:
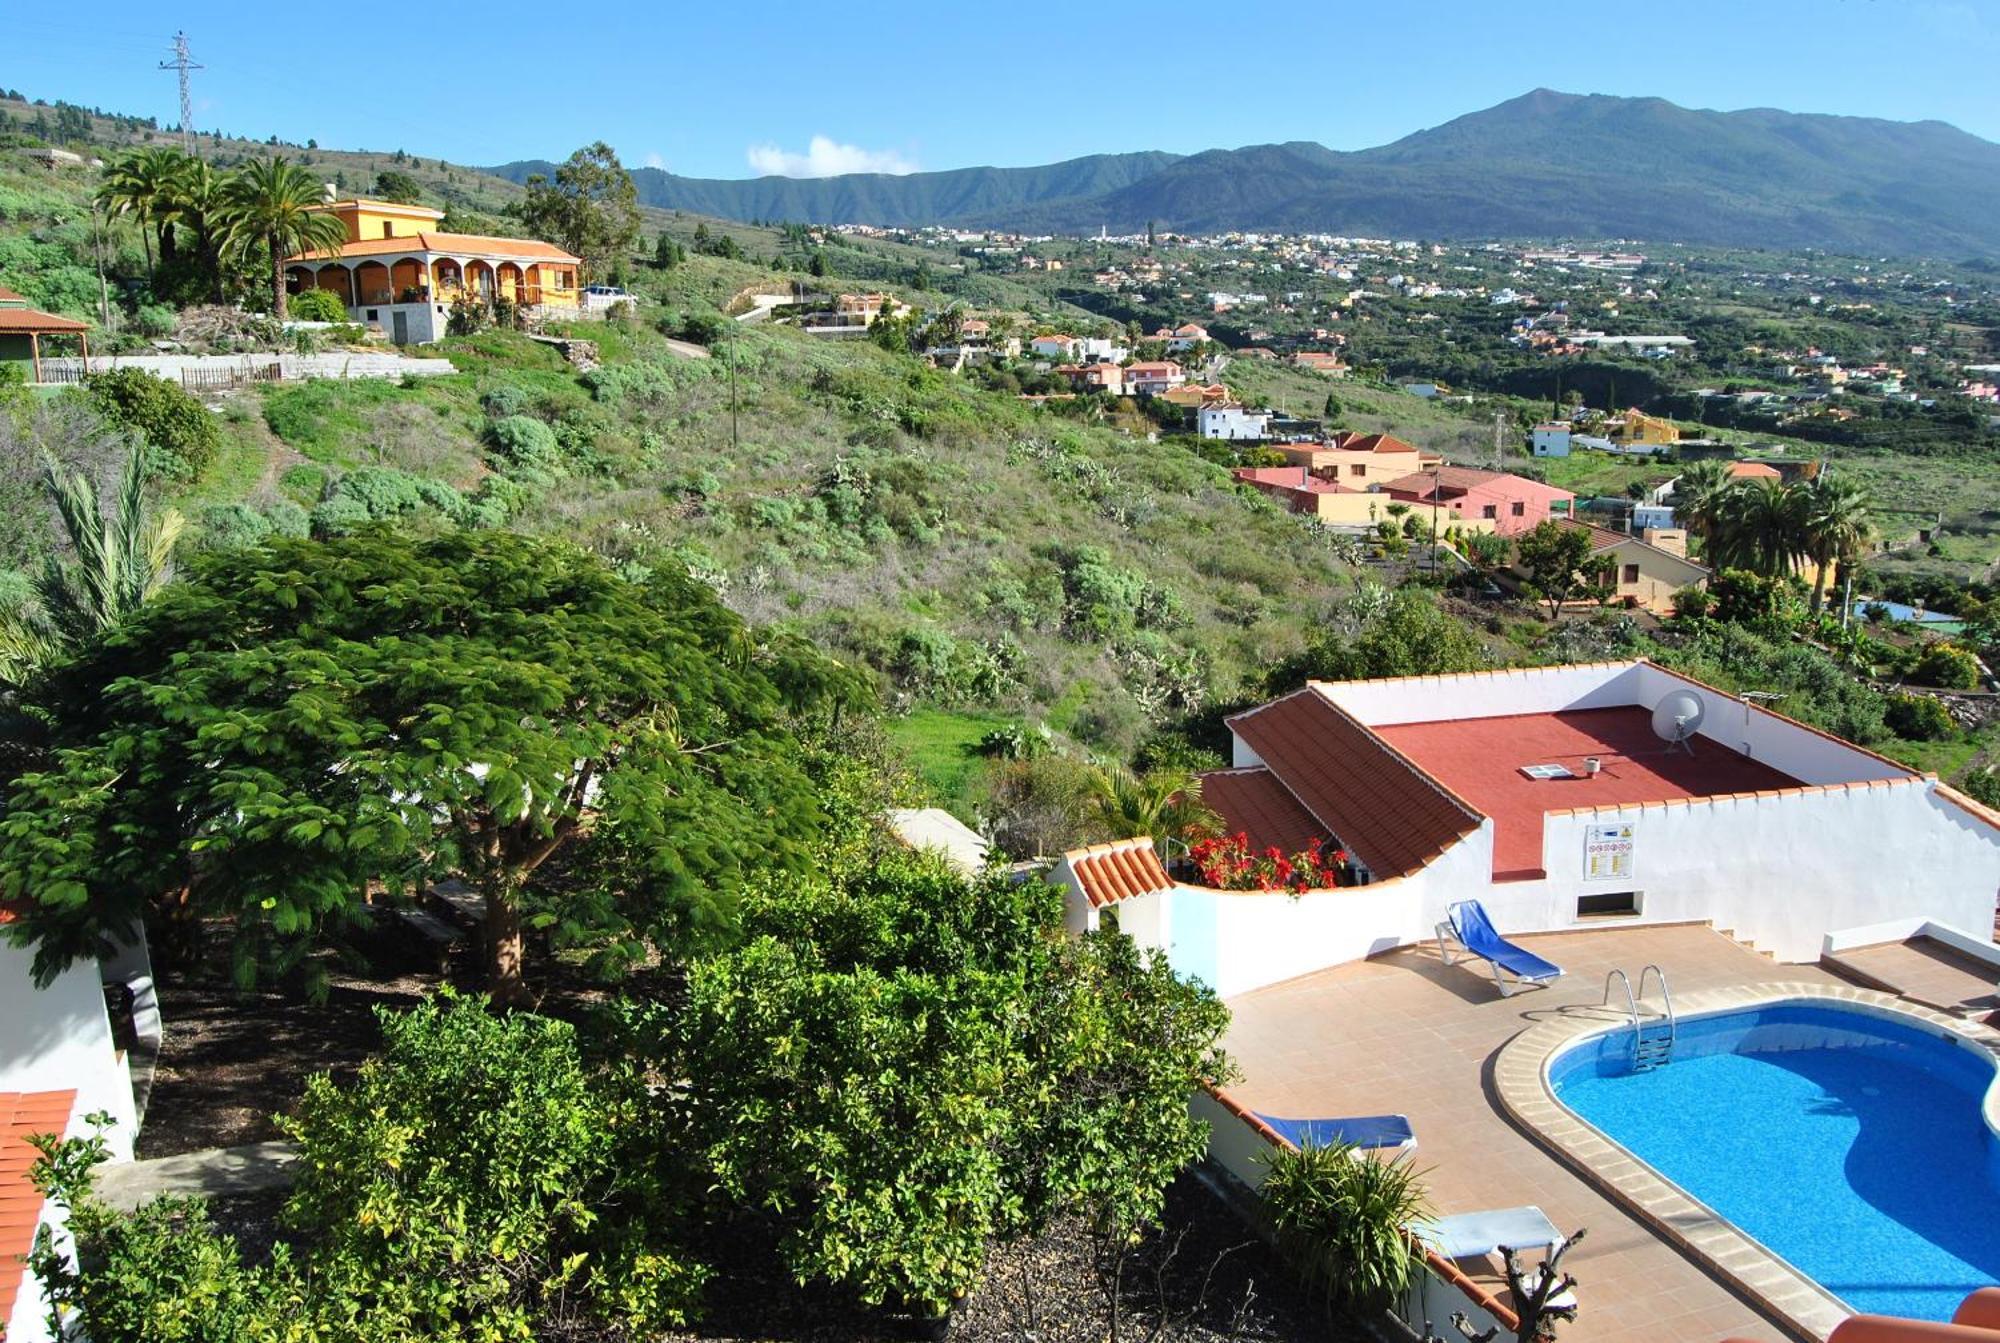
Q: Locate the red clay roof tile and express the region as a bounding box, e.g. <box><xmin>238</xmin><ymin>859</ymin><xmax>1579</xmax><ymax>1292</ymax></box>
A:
<box><xmin>0</xmin><ymin>1090</ymin><xmax>75</xmax><ymax>1327</ymax></box>
<box><xmin>1225</xmin><ymin>688</ymin><xmax>1482</xmax><ymax>878</ymax></box>
<box><xmin>1071</xmin><ymin>840</ymin><xmax>1175</xmax><ymax>909</ymax></box>
<box><xmin>1199</xmin><ymin>768</ymin><xmax>1333</xmax><ymax>856</ymax></box>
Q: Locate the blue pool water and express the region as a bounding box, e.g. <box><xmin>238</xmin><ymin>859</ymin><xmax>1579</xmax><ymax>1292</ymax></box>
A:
<box><xmin>1551</xmin><ymin>1003</ymin><xmax>2000</xmax><ymax>1322</ymax></box>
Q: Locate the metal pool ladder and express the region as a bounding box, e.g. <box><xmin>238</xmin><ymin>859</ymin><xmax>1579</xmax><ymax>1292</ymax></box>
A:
<box><xmin>1601</xmin><ymin>966</ymin><xmax>1678</xmax><ymax>1071</ymax></box>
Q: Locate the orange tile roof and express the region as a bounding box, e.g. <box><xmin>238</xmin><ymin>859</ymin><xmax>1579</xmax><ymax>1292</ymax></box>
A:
<box><xmin>1728</xmin><ymin>461</ymin><xmax>1782</xmax><ymax>480</ymax></box>
<box><xmin>0</xmin><ymin>286</ymin><xmax>23</xmax><ymax>303</ymax></box>
<box><xmin>0</xmin><ymin>308</ymin><xmax>89</xmax><ymax>333</ymax></box>
<box><xmin>0</xmin><ymin>1090</ymin><xmax>75</xmax><ymax>1328</ymax></box>
<box><xmin>1199</xmin><ymin>768</ymin><xmax>1333</xmax><ymax>855</ymax></box>
<box><xmin>1329</xmin><ymin>431</ymin><xmax>1424</xmax><ymax>455</ymax></box>
<box><xmin>285</xmin><ymin>231</ymin><xmax>580</xmax><ymax>264</ymax></box>
<box><xmin>1226</xmin><ymin>688</ymin><xmax>1482</xmax><ymax>878</ymax></box>
<box><xmin>1070</xmin><ymin>839</ymin><xmax>1175</xmax><ymax>909</ymax></box>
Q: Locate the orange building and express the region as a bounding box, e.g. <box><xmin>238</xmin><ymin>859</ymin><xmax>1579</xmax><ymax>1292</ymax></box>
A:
<box><xmin>283</xmin><ymin>198</ymin><xmax>581</xmax><ymax>344</ymax></box>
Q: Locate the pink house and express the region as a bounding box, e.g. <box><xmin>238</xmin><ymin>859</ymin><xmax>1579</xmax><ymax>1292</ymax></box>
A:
<box><xmin>1378</xmin><ymin>467</ymin><xmax>1575</xmax><ymax>536</ymax></box>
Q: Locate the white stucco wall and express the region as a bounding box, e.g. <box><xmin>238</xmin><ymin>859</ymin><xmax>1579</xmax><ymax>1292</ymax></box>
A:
<box><xmin>5</xmin><ymin>1102</ymin><xmax>87</xmax><ymax>1343</ymax></box>
<box><xmin>0</xmin><ymin>943</ymin><xmax>137</xmax><ymax>1161</ymax></box>
<box><xmin>1317</xmin><ymin>662</ymin><xmax>1645</xmax><ymax>726</ymax></box>
<box><xmin>1632</xmin><ymin>663</ymin><xmax>1911</xmax><ymax>784</ymax></box>
<box><xmin>1505</xmin><ymin>779</ymin><xmax>2000</xmax><ymax>962</ymax></box>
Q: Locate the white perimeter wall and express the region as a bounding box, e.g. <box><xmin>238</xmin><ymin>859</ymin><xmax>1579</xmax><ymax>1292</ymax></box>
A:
<box><xmin>1316</xmin><ymin>662</ymin><xmax>1644</xmax><ymax>726</ymax></box>
<box><xmin>5</xmin><ymin>1104</ymin><xmax>90</xmax><ymax>1343</ymax></box>
<box><xmin>0</xmin><ymin>942</ymin><xmax>137</xmax><ymax>1161</ymax></box>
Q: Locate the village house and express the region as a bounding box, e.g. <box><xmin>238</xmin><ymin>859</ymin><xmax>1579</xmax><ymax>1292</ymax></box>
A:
<box><xmin>1728</xmin><ymin>461</ymin><xmax>1784</xmax><ymax>482</ymax></box>
<box><xmin>0</xmin><ymin>286</ymin><xmax>90</xmax><ymax>383</ymax></box>
<box><xmin>1124</xmin><ymin>360</ymin><xmax>1187</xmax><ymax>396</ymax></box>
<box><xmin>283</xmin><ymin>197</ymin><xmax>583</xmax><ymax>345</ymax></box>
<box><xmin>1608</xmin><ymin>407</ymin><xmax>1681</xmax><ymax>447</ymax></box>
<box><xmin>1231</xmin><ymin>466</ymin><xmax>1383</xmax><ymax>526</ymax></box>
<box><xmin>1275</xmin><ymin>431</ymin><xmax>1442</xmax><ymax>485</ymax></box>
<box><xmin>1054</xmin><ymin>362</ymin><xmax>1124</xmax><ymax>395</ymax></box>
<box><xmin>1506</xmin><ymin>520</ymin><xmax>1708</xmax><ymax>615</ymax></box>
<box><xmin>1159</xmin><ymin>382</ymin><xmax>1232</xmax><ymax>412</ymax></box>
<box><xmin>1029</xmin><ymin>333</ymin><xmax>1080</xmax><ymax>360</ymax></box>
<box><xmin>1055</xmin><ymin>658</ymin><xmax>2000</xmax><ymax>991</ymax></box>
<box><xmin>1291</xmin><ymin>350</ymin><xmax>1349</xmax><ymax>377</ymax></box>
<box><xmin>1198</xmin><ymin>403</ymin><xmax>1273</xmax><ymax>440</ymax></box>
<box><xmin>1153</xmin><ymin>322</ymin><xmax>1210</xmax><ymax>353</ymax></box>
<box><xmin>1531</xmin><ymin>422</ymin><xmax>1572</xmax><ymax>457</ymax></box>
<box><xmin>1379</xmin><ymin>466</ymin><xmax>1575</xmax><ymax>536</ymax></box>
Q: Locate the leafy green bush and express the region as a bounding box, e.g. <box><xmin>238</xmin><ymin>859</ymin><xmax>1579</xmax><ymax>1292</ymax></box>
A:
<box><xmin>1885</xmin><ymin>692</ymin><xmax>1957</xmax><ymax>741</ymax></box>
<box><xmin>488</xmin><ymin>414</ymin><xmax>561</xmax><ymax>473</ymax></box>
<box><xmin>1911</xmin><ymin>642</ymin><xmax>1983</xmax><ymax>691</ymax></box>
<box><xmin>480</xmin><ymin>384</ymin><xmax>531</xmax><ymax>419</ymax></box>
<box><xmin>280</xmin><ymin>994</ymin><xmax>707</xmax><ymax>1335</ymax></box>
<box><xmin>1263</xmin><ymin>1143</ymin><xmax>1433</xmax><ymax>1312</ymax></box>
<box><xmin>82</xmin><ymin>367</ymin><xmax>221</xmax><ymax>481</ymax></box>
<box><xmin>134</xmin><ymin>303</ymin><xmax>178</xmax><ymax>338</ymax></box>
<box><xmin>285</xmin><ymin>288</ymin><xmax>348</xmax><ymax>323</ymax></box>
<box><xmin>308</xmin><ymin>494</ymin><xmax>372</xmax><ymax>536</ymax></box>
<box><xmin>1709</xmin><ymin>568</ymin><xmax>1790</xmax><ymax>627</ymax></box>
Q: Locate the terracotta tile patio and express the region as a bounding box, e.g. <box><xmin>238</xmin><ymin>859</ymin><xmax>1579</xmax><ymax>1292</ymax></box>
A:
<box><xmin>1220</xmin><ymin>923</ymin><xmax>1844</xmax><ymax>1343</ymax></box>
<box><xmin>1826</xmin><ymin>936</ymin><xmax>2000</xmax><ymax>1019</ymax></box>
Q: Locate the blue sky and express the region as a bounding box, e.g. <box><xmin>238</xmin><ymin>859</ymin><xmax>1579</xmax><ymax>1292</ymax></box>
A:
<box><xmin>10</xmin><ymin>0</ymin><xmax>2000</xmax><ymax>177</ymax></box>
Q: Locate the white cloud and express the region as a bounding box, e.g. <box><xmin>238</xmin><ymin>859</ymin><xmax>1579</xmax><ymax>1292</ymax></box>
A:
<box><xmin>745</xmin><ymin>135</ymin><xmax>918</xmax><ymax>178</ymax></box>
<box><xmin>642</xmin><ymin>151</ymin><xmax>666</xmax><ymax>171</ymax></box>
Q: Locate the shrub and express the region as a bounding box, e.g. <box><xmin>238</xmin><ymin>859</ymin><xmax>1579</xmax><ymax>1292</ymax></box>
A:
<box><xmin>1671</xmin><ymin>585</ymin><xmax>1714</xmax><ymax>620</ymax></box>
<box><xmin>1263</xmin><ymin>1143</ymin><xmax>1433</xmax><ymax>1311</ymax></box>
<box><xmin>679</xmin><ymin>311</ymin><xmax>729</xmax><ymax>346</ymax></box>
<box><xmin>286</xmin><ymin>288</ymin><xmax>348</xmax><ymax>323</ymax></box>
<box><xmin>1911</xmin><ymin>642</ymin><xmax>1983</xmax><ymax>691</ymax></box>
<box><xmin>81</xmin><ymin>367</ymin><xmax>221</xmax><ymax>480</ymax></box>
<box><xmin>196</xmin><ymin>502</ymin><xmax>276</xmax><ymax>550</ymax></box>
<box><xmin>487</xmin><ymin>414</ymin><xmax>561</xmax><ymax>473</ymax></box>
<box><xmin>308</xmin><ymin>493</ymin><xmax>372</xmax><ymax>536</ymax></box>
<box><xmin>479</xmin><ymin>384</ymin><xmax>531</xmax><ymax>419</ymax></box>
<box><xmin>1885</xmin><ymin>692</ymin><xmax>1957</xmax><ymax>741</ymax></box>
<box><xmin>134</xmin><ymin>303</ymin><xmax>178</xmax><ymax>338</ymax></box>
<box><xmin>1709</xmin><ymin>568</ymin><xmax>1789</xmax><ymax>627</ymax></box>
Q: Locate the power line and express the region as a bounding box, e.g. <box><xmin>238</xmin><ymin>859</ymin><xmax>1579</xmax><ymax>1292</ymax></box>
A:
<box><xmin>159</xmin><ymin>30</ymin><xmax>202</xmax><ymax>151</ymax></box>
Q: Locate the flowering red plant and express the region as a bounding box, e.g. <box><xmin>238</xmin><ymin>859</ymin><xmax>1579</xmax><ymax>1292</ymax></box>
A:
<box><xmin>1188</xmin><ymin>832</ymin><xmax>1349</xmax><ymax>893</ymax></box>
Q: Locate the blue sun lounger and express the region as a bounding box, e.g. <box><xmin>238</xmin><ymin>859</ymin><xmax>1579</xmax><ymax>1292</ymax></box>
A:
<box><xmin>1253</xmin><ymin>1113</ymin><xmax>1416</xmax><ymax>1152</ymax></box>
<box><xmin>1411</xmin><ymin>1205</ymin><xmax>1563</xmax><ymax>1262</ymax></box>
<box><xmin>1437</xmin><ymin>900</ymin><xmax>1563</xmax><ymax>997</ymax></box>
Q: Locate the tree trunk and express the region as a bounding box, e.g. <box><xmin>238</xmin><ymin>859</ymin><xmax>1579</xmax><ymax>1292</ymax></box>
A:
<box><xmin>138</xmin><ymin>226</ymin><xmax>154</xmax><ymax>282</ymax></box>
<box><xmin>158</xmin><ymin>220</ymin><xmax>177</xmax><ymax>268</ymax></box>
<box><xmin>483</xmin><ymin>883</ymin><xmax>532</xmax><ymax>1007</ymax></box>
<box><xmin>1809</xmin><ymin>556</ymin><xmax>1830</xmax><ymax>614</ymax></box>
<box><xmin>270</xmin><ymin>237</ymin><xmax>288</xmax><ymax>321</ymax></box>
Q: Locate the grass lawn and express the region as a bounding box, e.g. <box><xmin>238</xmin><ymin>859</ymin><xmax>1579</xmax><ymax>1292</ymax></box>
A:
<box><xmin>886</xmin><ymin>708</ymin><xmax>1016</xmax><ymax>808</ymax></box>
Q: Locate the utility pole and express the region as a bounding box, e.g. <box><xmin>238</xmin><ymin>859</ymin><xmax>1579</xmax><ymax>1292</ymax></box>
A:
<box><xmin>730</xmin><ymin>329</ymin><xmax>739</xmax><ymax>452</ymax></box>
<box><xmin>1493</xmin><ymin>410</ymin><xmax>1508</xmax><ymax>471</ymax></box>
<box><xmin>160</xmin><ymin>31</ymin><xmax>201</xmax><ymax>152</ymax></box>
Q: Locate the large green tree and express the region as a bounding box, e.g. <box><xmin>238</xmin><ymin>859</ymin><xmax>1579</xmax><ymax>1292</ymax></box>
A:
<box><xmin>0</xmin><ymin>530</ymin><xmax>856</xmax><ymax>1001</ymax></box>
<box><xmin>1514</xmin><ymin>518</ymin><xmax>1609</xmax><ymax>620</ymax></box>
<box><xmin>95</xmin><ymin>146</ymin><xmax>188</xmax><ymax>278</ymax></box>
<box><xmin>217</xmin><ymin>157</ymin><xmax>349</xmax><ymax>319</ymax></box>
<box><xmin>515</xmin><ymin>142</ymin><xmax>641</xmax><ymax>282</ymax></box>
<box><xmin>1799</xmin><ymin>472</ymin><xmax>1873</xmax><ymax>613</ymax></box>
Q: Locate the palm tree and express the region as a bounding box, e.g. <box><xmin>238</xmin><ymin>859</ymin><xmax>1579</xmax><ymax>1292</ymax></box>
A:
<box><xmin>97</xmin><ymin>146</ymin><xmax>194</xmax><ymax>279</ymax></box>
<box><xmin>1088</xmin><ymin>765</ymin><xmax>1222</xmax><ymax>851</ymax></box>
<box><xmin>23</xmin><ymin>445</ymin><xmax>186</xmax><ymax>658</ymax></box>
<box><xmin>218</xmin><ymin>157</ymin><xmax>349</xmax><ymax>319</ymax></box>
<box><xmin>1668</xmin><ymin>459</ymin><xmax>1733</xmax><ymax>552</ymax></box>
<box><xmin>1709</xmin><ymin>479</ymin><xmax>1809</xmax><ymax>578</ymax></box>
<box><xmin>1799</xmin><ymin>471</ymin><xmax>1873</xmax><ymax>614</ymax></box>
<box><xmin>165</xmin><ymin>156</ymin><xmax>230</xmax><ymax>303</ymax></box>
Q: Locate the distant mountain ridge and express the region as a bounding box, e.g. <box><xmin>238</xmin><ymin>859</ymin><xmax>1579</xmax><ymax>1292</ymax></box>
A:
<box><xmin>487</xmin><ymin>91</ymin><xmax>2000</xmax><ymax>256</ymax></box>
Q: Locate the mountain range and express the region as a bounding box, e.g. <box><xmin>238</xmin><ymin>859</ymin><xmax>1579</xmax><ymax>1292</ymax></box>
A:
<box><xmin>489</xmin><ymin>91</ymin><xmax>2000</xmax><ymax>257</ymax></box>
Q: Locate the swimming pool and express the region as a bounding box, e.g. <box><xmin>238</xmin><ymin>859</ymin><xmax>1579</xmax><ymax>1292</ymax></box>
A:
<box><xmin>1550</xmin><ymin>1002</ymin><xmax>2000</xmax><ymax>1322</ymax></box>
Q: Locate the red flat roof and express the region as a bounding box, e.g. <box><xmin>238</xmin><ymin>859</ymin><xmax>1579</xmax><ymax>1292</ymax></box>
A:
<box><xmin>1375</xmin><ymin>707</ymin><xmax>1802</xmax><ymax>880</ymax></box>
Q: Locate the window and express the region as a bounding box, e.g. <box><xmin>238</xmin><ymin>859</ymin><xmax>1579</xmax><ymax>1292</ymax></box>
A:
<box><xmin>365</xmin><ymin>309</ymin><xmax>379</xmax><ymax>321</ymax></box>
<box><xmin>1622</xmin><ymin>563</ymin><xmax>1641</xmax><ymax>584</ymax></box>
<box><xmin>382</xmin><ymin>222</ymin><xmax>395</xmax><ymax>238</ymax></box>
<box><xmin>1511</xmin><ymin>501</ymin><xmax>1526</xmax><ymax>516</ymax></box>
<box><xmin>1577</xmin><ymin>891</ymin><xmax>1642</xmax><ymax>919</ymax></box>
<box><xmin>1349</xmin><ymin>464</ymin><xmax>1365</xmax><ymax>476</ymax></box>
<box><xmin>1481</xmin><ymin>504</ymin><xmax>1497</xmax><ymax>519</ymax></box>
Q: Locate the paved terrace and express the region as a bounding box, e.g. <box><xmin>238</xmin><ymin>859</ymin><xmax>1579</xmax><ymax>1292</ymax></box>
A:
<box><xmin>1376</xmin><ymin>707</ymin><xmax>1803</xmax><ymax>878</ymax></box>
<box><xmin>1221</xmin><ymin>923</ymin><xmax>1839</xmax><ymax>1343</ymax></box>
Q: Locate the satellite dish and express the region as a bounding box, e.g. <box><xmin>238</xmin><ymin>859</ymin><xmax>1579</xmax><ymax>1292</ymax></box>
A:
<box><xmin>1651</xmin><ymin>690</ymin><xmax>1706</xmax><ymax>755</ymax></box>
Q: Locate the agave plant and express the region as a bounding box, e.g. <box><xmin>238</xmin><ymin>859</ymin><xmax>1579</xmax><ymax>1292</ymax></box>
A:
<box><xmin>1263</xmin><ymin>1141</ymin><xmax>1434</xmax><ymax>1314</ymax></box>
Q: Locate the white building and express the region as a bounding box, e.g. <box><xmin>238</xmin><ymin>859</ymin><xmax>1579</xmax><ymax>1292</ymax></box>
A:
<box><xmin>1197</xmin><ymin>404</ymin><xmax>1273</xmax><ymax>441</ymax></box>
<box><xmin>0</xmin><ymin>914</ymin><xmax>153</xmax><ymax>1343</ymax></box>
<box><xmin>1531</xmin><ymin>423</ymin><xmax>1572</xmax><ymax>457</ymax></box>
<box><xmin>1055</xmin><ymin>661</ymin><xmax>2000</xmax><ymax>998</ymax></box>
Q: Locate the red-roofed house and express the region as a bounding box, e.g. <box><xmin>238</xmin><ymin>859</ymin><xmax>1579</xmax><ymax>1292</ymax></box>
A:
<box><xmin>1276</xmin><ymin>432</ymin><xmax>1443</xmax><ymax>484</ymax></box>
<box><xmin>1509</xmin><ymin>520</ymin><xmax>1708</xmax><ymax>615</ymax></box>
<box><xmin>1232</xmin><ymin>466</ymin><xmax>1382</xmax><ymax>525</ymax></box>
<box><xmin>1054</xmin><ymin>362</ymin><xmax>1124</xmax><ymax>395</ymax></box>
<box><xmin>1728</xmin><ymin>461</ymin><xmax>1783</xmax><ymax>481</ymax></box>
<box><xmin>1379</xmin><ymin>466</ymin><xmax>1575</xmax><ymax>536</ymax></box>
<box><xmin>1124</xmin><ymin>361</ymin><xmax>1186</xmax><ymax>396</ymax></box>
<box><xmin>1292</xmin><ymin>350</ymin><xmax>1349</xmax><ymax>377</ymax></box>
<box><xmin>1029</xmin><ymin>333</ymin><xmax>1081</xmax><ymax>360</ymax></box>
<box><xmin>1052</xmin><ymin>661</ymin><xmax>2000</xmax><ymax>997</ymax></box>
<box><xmin>1</xmin><ymin>1089</ymin><xmax>79</xmax><ymax>1343</ymax></box>
<box><xmin>283</xmin><ymin>197</ymin><xmax>582</xmax><ymax>344</ymax></box>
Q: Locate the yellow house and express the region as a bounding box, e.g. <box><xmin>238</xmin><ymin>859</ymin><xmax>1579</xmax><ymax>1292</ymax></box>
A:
<box><xmin>283</xmin><ymin>198</ymin><xmax>582</xmax><ymax>344</ymax></box>
<box><xmin>1609</xmin><ymin>408</ymin><xmax>1681</xmax><ymax>446</ymax></box>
